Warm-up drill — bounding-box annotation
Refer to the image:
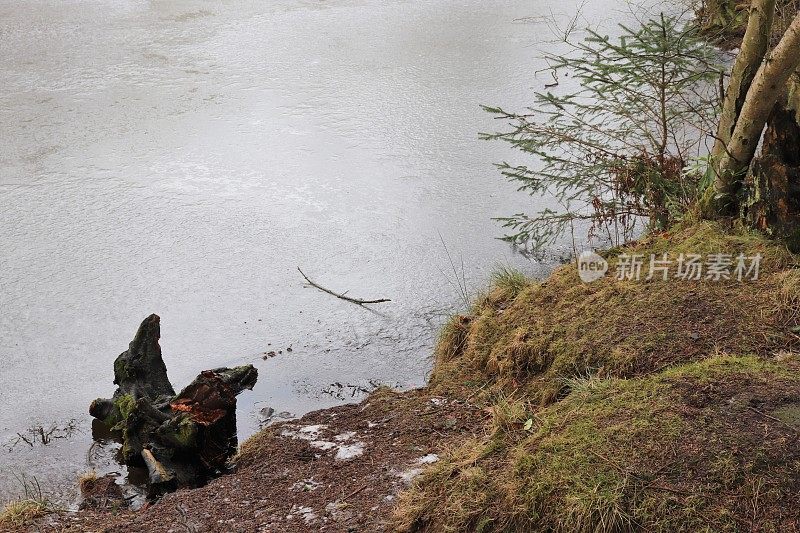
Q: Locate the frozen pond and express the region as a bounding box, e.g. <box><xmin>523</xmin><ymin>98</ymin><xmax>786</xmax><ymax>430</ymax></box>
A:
<box><xmin>0</xmin><ymin>0</ymin><xmax>630</xmax><ymax>502</ymax></box>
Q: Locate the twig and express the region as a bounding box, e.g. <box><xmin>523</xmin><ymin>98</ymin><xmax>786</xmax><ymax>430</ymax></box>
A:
<box><xmin>15</xmin><ymin>433</ymin><xmax>34</xmax><ymax>447</ymax></box>
<box><xmin>343</xmin><ymin>484</ymin><xmax>367</xmax><ymax>500</ymax></box>
<box><xmin>436</xmin><ymin>232</ymin><xmax>470</xmax><ymax>308</ymax></box>
<box><xmin>706</xmin><ymin>132</ymin><xmax>741</xmax><ymax>162</ymax></box>
<box><xmin>465</xmin><ymin>382</ymin><xmax>490</xmax><ymax>402</ymax></box>
<box><xmin>588</xmin><ymin>449</ymin><xmax>642</xmax><ymax>480</ymax></box>
<box><xmin>747</xmin><ymin>406</ymin><xmax>798</xmax><ymax>433</ymax></box>
<box><xmin>645</xmin><ymin>483</ymin><xmax>692</xmax><ymax>496</ymax></box>
<box><xmin>175</xmin><ymin>503</ymin><xmax>198</xmax><ymax>533</ymax></box>
<box><xmin>297</xmin><ymin>268</ymin><xmax>391</xmax><ymax>305</ymax></box>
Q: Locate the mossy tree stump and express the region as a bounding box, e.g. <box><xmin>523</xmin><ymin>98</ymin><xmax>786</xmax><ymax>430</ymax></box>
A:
<box><xmin>743</xmin><ymin>95</ymin><xmax>800</xmax><ymax>249</ymax></box>
<box><xmin>89</xmin><ymin>314</ymin><xmax>257</xmax><ymax>496</ymax></box>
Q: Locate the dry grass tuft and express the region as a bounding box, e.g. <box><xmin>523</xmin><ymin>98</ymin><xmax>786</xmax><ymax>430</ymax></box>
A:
<box><xmin>0</xmin><ymin>475</ymin><xmax>54</xmax><ymax>529</ymax></box>
<box><xmin>78</xmin><ymin>471</ymin><xmax>98</xmax><ymax>492</ymax></box>
<box><xmin>0</xmin><ymin>499</ymin><xmax>49</xmax><ymax>529</ymax></box>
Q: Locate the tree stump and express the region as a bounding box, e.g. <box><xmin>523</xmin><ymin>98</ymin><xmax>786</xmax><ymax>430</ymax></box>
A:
<box><xmin>743</xmin><ymin>100</ymin><xmax>800</xmax><ymax>251</ymax></box>
<box><xmin>89</xmin><ymin>314</ymin><xmax>258</xmax><ymax>496</ymax></box>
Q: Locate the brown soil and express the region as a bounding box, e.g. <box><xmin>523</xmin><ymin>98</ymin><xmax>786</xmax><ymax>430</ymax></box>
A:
<box><xmin>21</xmin><ymin>389</ymin><xmax>485</xmax><ymax>533</ymax></box>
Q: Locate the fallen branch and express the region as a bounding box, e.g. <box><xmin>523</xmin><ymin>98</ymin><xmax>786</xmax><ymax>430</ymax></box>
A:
<box><xmin>297</xmin><ymin>267</ymin><xmax>391</xmax><ymax>305</ymax></box>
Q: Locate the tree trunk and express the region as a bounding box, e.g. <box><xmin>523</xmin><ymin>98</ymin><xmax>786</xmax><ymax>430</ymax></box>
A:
<box><xmin>711</xmin><ymin>0</ymin><xmax>776</xmax><ymax>158</ymax></box>
<box><xmin>718</xmin><ymin>14</ymin><xmax>800</xmax><ymax>181</ymax></box>
<box><xmin>702</xmin><ymin>9</ymin><xmax>800</xmax><ymax>221</ymax></box>
<box><xmin>701</xmin><ymin>0</ymin><xmax>777</xmax><ymax>216</ymax></box>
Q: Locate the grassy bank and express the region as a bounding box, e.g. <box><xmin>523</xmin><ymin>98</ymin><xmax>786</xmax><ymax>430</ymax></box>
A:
<box><xmin>395</xmin><ymin>222</ymin><xmax>800</xmax><ymax>532</ymax></box>
<box><xmin>431</xmin><ymin>222</ymin><xmax>797</xmax><ymax>401</ymax></box>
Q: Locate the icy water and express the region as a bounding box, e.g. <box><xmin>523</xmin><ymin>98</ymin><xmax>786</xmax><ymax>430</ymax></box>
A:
<box><xmin>1</xmin><ymin>0</ymin><xmax>631</xmax><ymax>503</ymax></box>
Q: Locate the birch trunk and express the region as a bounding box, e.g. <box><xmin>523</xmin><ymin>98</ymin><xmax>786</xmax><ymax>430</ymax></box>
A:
<box><xmin>718</xmin><ymin>13</ymin><xmax>800</xmax><ymax>179</ymax></box>
<box><xmin>711</xmin><ymin>0</ymin><xmax>776</xmax><ymax>158</ymax></box>
<box><xmin>703</xmin><ymin>9</ymin><xmax>800</xmax><ymax>216</ymax></box>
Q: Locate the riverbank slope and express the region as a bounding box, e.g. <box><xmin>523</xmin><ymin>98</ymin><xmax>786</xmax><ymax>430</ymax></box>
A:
<box><xmin>4</xmin><ymin>221</ymin><xmax>800</xmax><ymax>532</ymax></box>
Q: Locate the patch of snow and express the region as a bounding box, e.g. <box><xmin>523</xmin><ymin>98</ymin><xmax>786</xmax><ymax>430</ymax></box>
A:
<box><xmin>397</xmin><ymin>467</ymin><xmax>423</xmax><ymax>483</ymax></box>
<box><xmin>291</xmin><ymin>478</ymin><xmax>322</xmax><ymax>492</ymax></box>
<box><xmin>393</xmin><ymin>456</ymin><xmax>438</xmax><ymax>483</ymax></box>
<box><xmin>298</xmin><ymin>424</ymin><xmax>326</xmax><ymax>436</ymax></box>
<box><xmin>310</xmin><ymin>440</ymin><xmax>337</xmax><ymax>450</ymax></box>
<box><xmin>325</xmin><ymin>500</ymin><xmax>355</xmax><ymax>522</ymax></box>
<box><xmin>281</xmin><ymin>424</ymin><xmax>328</xmax><ymax>441</ymax></box>
<box><xmin>280</xmin><ymin>423</ymin><xmax>365</xmax><ymax>460</ymax></box>
<box><xmin>335</xmin><ymin>442</ymin><xmax>365</xmax><ymax>460</ymax></box>
<box><xmin>334</xmin><ymin>431</ymin><xmax>357</xmax><ymax>441</ymax></box>
<box><xmin>288</xmin><ymin>505</ymin><xmax>317</xmax><ymax>524</ymax></box>
<box><xmin>429</xmin><ymin>397</ymin><xmax>447</xmax><ymax>406</ymax></box>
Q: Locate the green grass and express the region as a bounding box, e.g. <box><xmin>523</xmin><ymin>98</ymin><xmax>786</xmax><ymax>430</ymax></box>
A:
<box><xmin>395</xmin><ymin>356</ymin><xmax>800</xmax><ymax>532</ymax></box>
<box><xmin>490</xmin><ymin>266</ymin><xmax>528</xmax><ymax>300</ymax></box>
